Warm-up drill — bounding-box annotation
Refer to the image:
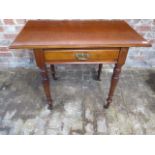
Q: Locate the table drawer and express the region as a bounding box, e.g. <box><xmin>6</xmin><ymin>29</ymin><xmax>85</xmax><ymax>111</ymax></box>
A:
<box><xmin>44</xmin><ymin>48</ymin><xmax>120</xmax><ymax>63</ymax></box>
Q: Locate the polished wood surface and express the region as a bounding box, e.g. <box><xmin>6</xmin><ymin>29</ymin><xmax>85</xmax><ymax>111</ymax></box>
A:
<box><xmin>10</xmin><ymin>20</ymin><xmax>151</xmax><ymax>49</ymax></box>
<box><xmin>9</xmin><ymin>20</ymin><xmax>151</xmax><ymax>110</ymax></box>
<box><xmin>44</xmin><ymin>48</ymin><xmax>119</xmax><ymax>63</ymax></box>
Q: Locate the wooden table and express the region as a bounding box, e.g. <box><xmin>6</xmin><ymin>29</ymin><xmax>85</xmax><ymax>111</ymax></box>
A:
<box><xmin>10</xmin><ymin>20</ymin><xmax>151</xmax><ymax>110</ymax></box>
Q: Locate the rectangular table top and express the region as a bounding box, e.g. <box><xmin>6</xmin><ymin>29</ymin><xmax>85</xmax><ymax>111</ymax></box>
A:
<box><xmin>10</xmin><ymin>20</ymin><xmax>151</xmax><ymax>49</ymax></box>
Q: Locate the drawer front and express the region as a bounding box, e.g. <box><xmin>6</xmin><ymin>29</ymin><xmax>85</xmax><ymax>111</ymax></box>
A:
<box><xmin>44</xmin><ymin>48</ymin><xmax>120</xmax><ymax>63</ymax></box>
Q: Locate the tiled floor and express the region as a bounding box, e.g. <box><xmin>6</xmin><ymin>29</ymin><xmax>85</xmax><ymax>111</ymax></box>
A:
<box><xmin>0</xmin><ymin>67</ymin><xmax>155</xmax><ymax>134</ymax></box>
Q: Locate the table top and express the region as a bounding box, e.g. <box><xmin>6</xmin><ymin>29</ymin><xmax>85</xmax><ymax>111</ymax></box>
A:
<box><xmin>10</xmin><ymin>20</ymin><xmax>151</xmax><ymax>49</ymax></box>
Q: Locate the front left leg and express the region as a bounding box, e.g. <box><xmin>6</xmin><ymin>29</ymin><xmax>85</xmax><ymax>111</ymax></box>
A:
<box><xmin>40</xmin><ymin>67</ymin><xmax>53</xmax><ymax>110</ymax></box>
<box><xmin>34</xmin><ymin>49</ymin><xmax>53</xmax><ymax>110</ymax></box>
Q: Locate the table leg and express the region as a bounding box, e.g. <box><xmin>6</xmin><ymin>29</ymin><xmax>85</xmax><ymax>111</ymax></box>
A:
<box><xmin>40</xmin><ymin>67</ymin><xmax>53</xmax><ymax>110</ymax></box>
<box><xmin>34</xmin><ymin>49</ymin><xmax>53</xmax><ymax>110</ymax></box>
<box><xmin>50</xmin><ymin>64</ymin><xmax>58</xmax><ymax>80</ymax></box>
<box><xmin>104</xmin><ymin>47</ymin><xmax>128</xmax><ymax>109</ymax></box>
<box><xmin>104</xmin><ymin>64</ymin><xmax>122</xmax><ymax>108</ymax></box>
<box><xmin>97</xmin><ymin>64</ymin><xmax>103</xmax><ymax>81</ymax></box>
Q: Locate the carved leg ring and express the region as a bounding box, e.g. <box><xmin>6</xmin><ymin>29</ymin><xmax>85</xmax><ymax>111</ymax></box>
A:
<box><xmin>104</xmin><ymin>64</ymin><xmax>122</xmax><ymax>109</ymax></box>
<box><xmin>97</xmin><ymin>64</ymin><xmax>103</xmax><ymax>81</ymax></box>
<box><xmin>40</xmin><ymin>68</ymin><xmax>53</xmax><ymax>110</ymax></box>
<box><xmin>50</xmin><ymin>65</ymin><xmax>58</xmax><ymax>80</ymax></box>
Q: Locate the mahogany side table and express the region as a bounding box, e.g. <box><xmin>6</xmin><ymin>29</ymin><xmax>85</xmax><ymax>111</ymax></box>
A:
<box><xmin>10</xmin><ymin>20</ymin><xmax>151</xmax><ymax>110</ymax></box>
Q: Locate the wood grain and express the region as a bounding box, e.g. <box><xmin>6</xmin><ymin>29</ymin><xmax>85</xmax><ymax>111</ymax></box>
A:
<box><xmin>10</xmin><ymin>20</ymin><xmax>151</xmax><ymax>49</ymax></box>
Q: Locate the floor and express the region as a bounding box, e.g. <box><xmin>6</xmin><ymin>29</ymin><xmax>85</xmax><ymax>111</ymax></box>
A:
<box><xmin>0</xmin><ymin>66</ymin><xmax>155</xmax><ymax>135</ymax></box>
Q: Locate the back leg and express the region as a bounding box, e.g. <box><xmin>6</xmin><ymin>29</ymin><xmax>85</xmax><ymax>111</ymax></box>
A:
<box><xmin>50</xmin><ymin>65</ymin><xmax>58</xmax><ymax>80</ymax></box>
<box><xmin>97</xmin><ymin>64</ymin><xmax>102</xmax><ymax>81</ymax></box>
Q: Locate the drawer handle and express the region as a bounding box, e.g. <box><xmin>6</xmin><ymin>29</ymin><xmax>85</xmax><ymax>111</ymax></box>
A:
<box><xmin>75</xmin><ymin>53</ymin><xmax>89</xmax><ymax>61</ymax></box>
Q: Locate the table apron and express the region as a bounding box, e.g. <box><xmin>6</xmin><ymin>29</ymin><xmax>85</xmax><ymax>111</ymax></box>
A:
<box><xmin>43</xmin><ymin>48</ymin><xmax>120</xmax><ymax>64</ymax></box>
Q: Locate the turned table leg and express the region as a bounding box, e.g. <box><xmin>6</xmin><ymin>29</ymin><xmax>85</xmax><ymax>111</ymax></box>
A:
<box><xmin>104</xmin><ymin>64</ymin><xmax>122</xmax><ymax>108</ymax></box>
<box><xmin>34</xmin><ymin>49</ymin><xmax>53</xmax><ymax>110</ymax></box>
<box><xmin>104</xmin><ymin>47</ymin><xmax>129</xmax><ymax>109</ymax></box>
<box><xmin>97</xmin><ymin>64</ymin><xmax>103</xmax><ymax>81</ymax></box>
<box><xmin>40</xmin><ymin>67</ymin><xmax>53</xmax><ymax>110</ymax></box>
<box><xmin>50</xmin><ymin>64</ymin><xmax>58</xmax><ymax>80</ymax></box>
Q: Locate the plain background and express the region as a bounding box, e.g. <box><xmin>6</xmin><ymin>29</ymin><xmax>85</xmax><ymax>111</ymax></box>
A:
<box><xmin>0</xmin><ymin>0</ymin><xmax>155</xmax><ymax>155</ymax></box>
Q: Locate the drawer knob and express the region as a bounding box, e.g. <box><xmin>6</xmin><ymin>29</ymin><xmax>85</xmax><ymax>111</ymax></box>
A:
<box><xmin>75</xmin><ymin>53</ymin><xmax>89</xmax><ymax>61</ymax></box>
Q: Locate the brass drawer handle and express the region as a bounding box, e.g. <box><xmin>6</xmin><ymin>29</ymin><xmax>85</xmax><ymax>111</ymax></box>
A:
<box><xmin>75</xmin><ymin>53</ymin><xmax>89</xmax><ymax>61</ymax></box>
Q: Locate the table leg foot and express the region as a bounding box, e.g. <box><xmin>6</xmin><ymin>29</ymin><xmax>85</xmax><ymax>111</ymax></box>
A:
<box><xmin>48</xmin><ymin>105</ymin><xmax>53</xmax><ymax>110</ymax></box>
<box><xmin>103</xmin><ymin>104</ymin><xmax>109</xmax><ymax>109</ymax></box>
<box><xmin>96</xmin><ymin>77</ymin><xmax>101</xmax><ymax>81</ymax></box>
<box><xmin>104</xmin><ymin>98</ymin><xmax>112</xmax><ymax>109</ymax></box>
<box><xmin>47</xmin><ymin>101</ymin><xmax>53</xmax><ymax>110</ymax></box>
